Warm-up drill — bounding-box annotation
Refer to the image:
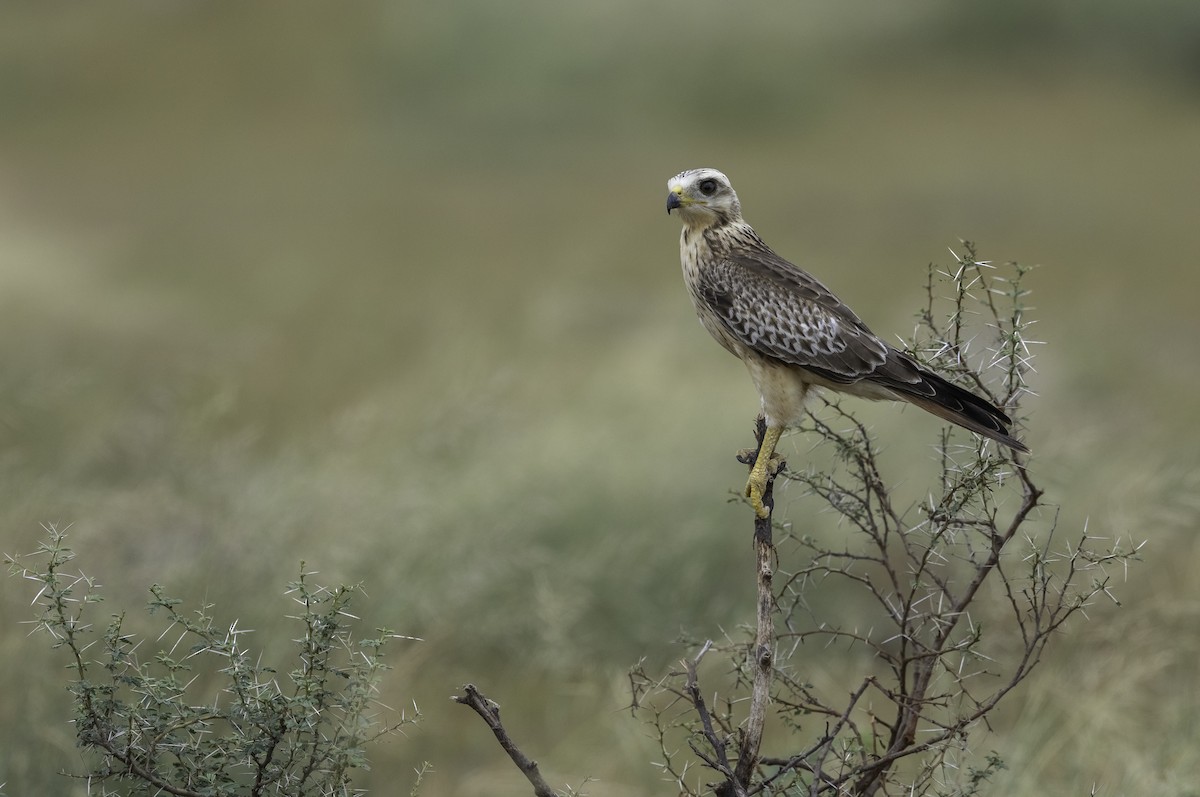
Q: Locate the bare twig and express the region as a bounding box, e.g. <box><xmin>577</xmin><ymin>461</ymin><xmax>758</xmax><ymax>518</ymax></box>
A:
<box><xmin>453</xmin><ymin>684</ymin><xmax>558</xmax><ymax>797</ymax></box>
<box><xmin>683</xmin><ymin>640</ymin><xmax>743</xmax><ymax>791</ymax></box>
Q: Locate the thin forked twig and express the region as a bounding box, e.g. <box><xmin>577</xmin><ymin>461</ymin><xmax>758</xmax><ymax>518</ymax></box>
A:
<box><xmin>683</xmin><ymin>640</ymin><xmax>743</xmax><ymax>791</ymax></box>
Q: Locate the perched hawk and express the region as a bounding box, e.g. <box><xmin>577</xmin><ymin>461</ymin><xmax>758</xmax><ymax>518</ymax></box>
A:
<box><xmin>666</xmin><ymin>168</ymin><xmax>1027</xmax><ymax>517</ymax></box>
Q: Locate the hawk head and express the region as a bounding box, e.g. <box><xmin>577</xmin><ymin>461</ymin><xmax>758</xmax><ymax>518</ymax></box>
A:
<box><xmin>666</xmin><ymin>168</ymin><xmax>743</xmax><ymax>228</ymax></box>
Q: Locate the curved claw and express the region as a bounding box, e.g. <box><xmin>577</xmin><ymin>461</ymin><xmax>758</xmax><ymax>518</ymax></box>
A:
<box><xmin>746</xmin><ymin>474</ymin><xmax>770</xmax><ymax>519</ymax></box>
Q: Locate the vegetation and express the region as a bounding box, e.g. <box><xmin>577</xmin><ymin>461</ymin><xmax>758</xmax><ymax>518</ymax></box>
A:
<box><xmin>9</xmin><ymin>251</ymin><xmax>1141</xmax><ymax>797</ymax></box>
<box><xmin>623</xmin><ymin>252</ymin><xmax>1137</xmax><ymax>796</ymax></box>
<box><xmin>457</xmin><ymin>251</ymin><xmax>1140</xmax><ymax>796</ymax></box>
<box><xmin>7</xmin><ymin>528</ymin><xmax>418</xmax><ymax>796</ymax></box>
<box><xmin>2</xmin><ymin>4</ymin><xmax>1198</xmax><ymax>796</ymax></box>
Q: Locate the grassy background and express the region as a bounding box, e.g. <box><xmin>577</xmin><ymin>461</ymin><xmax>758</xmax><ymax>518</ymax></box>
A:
<box><xmin>2</xmin><ymin>2</ymin><xmax>1198</xmax><ymax>794</ymax></box>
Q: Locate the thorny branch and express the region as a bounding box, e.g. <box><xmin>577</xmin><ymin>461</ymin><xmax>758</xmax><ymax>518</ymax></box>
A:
<box><xmin>10</xmin><ymin>530</ymin><xmax>416</xmax><ymax>797</ymax></box>
<box><xmin>683</xmin><ymin>642</ymin><xmax>742</xmax><ymax>790</ymax></box>
<box><xmin>456</xmin><ymin>246</ymin><xmax>1138</xmax><ymax>797</ymax></box>
<box><xmin>627</xmin><ymin>246</ymin><xmax>1140</xmax><ymax>796</ymax></box>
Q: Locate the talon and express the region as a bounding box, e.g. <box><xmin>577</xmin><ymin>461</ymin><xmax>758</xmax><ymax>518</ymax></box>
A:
<box><xmin>745</xmin><ymin>472</ymin><xmax>770</xmax><ymax>519</ymax></box>
<box><xmin>743</xmin><ymin>424</ymin><xmax>785</xmax><ymax>519</ymax></box>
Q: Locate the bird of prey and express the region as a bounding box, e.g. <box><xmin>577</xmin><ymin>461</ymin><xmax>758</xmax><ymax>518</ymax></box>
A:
<box><xmin>666</xmin><ymin>168</ymin><xmax>1027</xmax><ymax>518</ymax></box>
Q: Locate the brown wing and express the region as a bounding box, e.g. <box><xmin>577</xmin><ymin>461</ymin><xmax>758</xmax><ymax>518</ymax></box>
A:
<box><xmin>695</xmin><ymin>232</ymin><xmax>889</xmax><ymax>383</ymax></box>
<box><xmin>697</xmin><ymin>231</ymin><xmax>1028</xmax><ymax>452</ymax></box>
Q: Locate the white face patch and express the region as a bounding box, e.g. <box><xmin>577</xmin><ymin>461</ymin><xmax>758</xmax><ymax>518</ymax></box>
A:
<box><xmin>667</xmin><ymin>169</ymin><xmax>741</xmax><ymax>228</ymax></box>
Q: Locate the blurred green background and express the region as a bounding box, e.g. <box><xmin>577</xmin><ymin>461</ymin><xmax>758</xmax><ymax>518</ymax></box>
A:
<box><xmin>2</xmin><ymin>2</ymin><xmax>1199</xmax><ymax>795</ymax></box>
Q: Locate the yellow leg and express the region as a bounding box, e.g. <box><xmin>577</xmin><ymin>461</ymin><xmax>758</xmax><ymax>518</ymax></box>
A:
<box><xmin>745</xmin><ymin>424</ymin><xmax>784</xmax><ymax>519</ymax></box>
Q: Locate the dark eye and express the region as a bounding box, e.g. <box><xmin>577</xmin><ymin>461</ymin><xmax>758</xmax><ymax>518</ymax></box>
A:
<box><xmin>698</xmin><ymin>178</ymin><xmax>718</xmax><ymax>196</ymax></box>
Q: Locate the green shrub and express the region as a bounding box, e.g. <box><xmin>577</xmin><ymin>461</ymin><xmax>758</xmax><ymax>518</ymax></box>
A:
<box><xmin>8</xmin><ymin>528</ymin><xmax>418</xmax><ymax>797</ymax></box>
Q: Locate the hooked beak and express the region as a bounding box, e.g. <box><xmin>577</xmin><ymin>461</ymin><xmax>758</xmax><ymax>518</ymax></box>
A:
<box><xmin>666</xmin><ymin>191</ymin><xmax>683</xmax><ymax>214</ymax></box>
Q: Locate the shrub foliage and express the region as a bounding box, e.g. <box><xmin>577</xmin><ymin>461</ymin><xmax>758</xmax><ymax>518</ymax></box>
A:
<box><xmin>9</xmin><ymin>530</ymin><xmax>416</xmax><ymax>797</ymax></box>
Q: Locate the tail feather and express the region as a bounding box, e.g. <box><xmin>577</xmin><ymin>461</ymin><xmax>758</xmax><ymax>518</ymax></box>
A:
<box><xmin>890</xmin><ymin>368</ymin><xmax>1028</xmax><ymax>454</ymax></box>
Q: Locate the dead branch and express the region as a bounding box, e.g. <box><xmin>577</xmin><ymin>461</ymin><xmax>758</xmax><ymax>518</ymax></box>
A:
<box><xmin>729</xmin><ymin>417</ymin><xmax>783</xmax><ymax>794</ymax></box>
<box><xmin>453</xmin><ymin>684</ymin><xmax>558</xmax><ymax>797</ymax></box>
<box><xmin>683</xmin><ymin>641</ymin><xmax>744</xmax><ymax>792</ymax></box>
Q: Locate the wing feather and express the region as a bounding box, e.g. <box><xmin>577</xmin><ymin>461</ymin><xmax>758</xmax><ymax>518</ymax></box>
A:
<box><xmin>698</xmin><ymin>232</ymin><xmax>888</xmax><ymax>383</ymax></box>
